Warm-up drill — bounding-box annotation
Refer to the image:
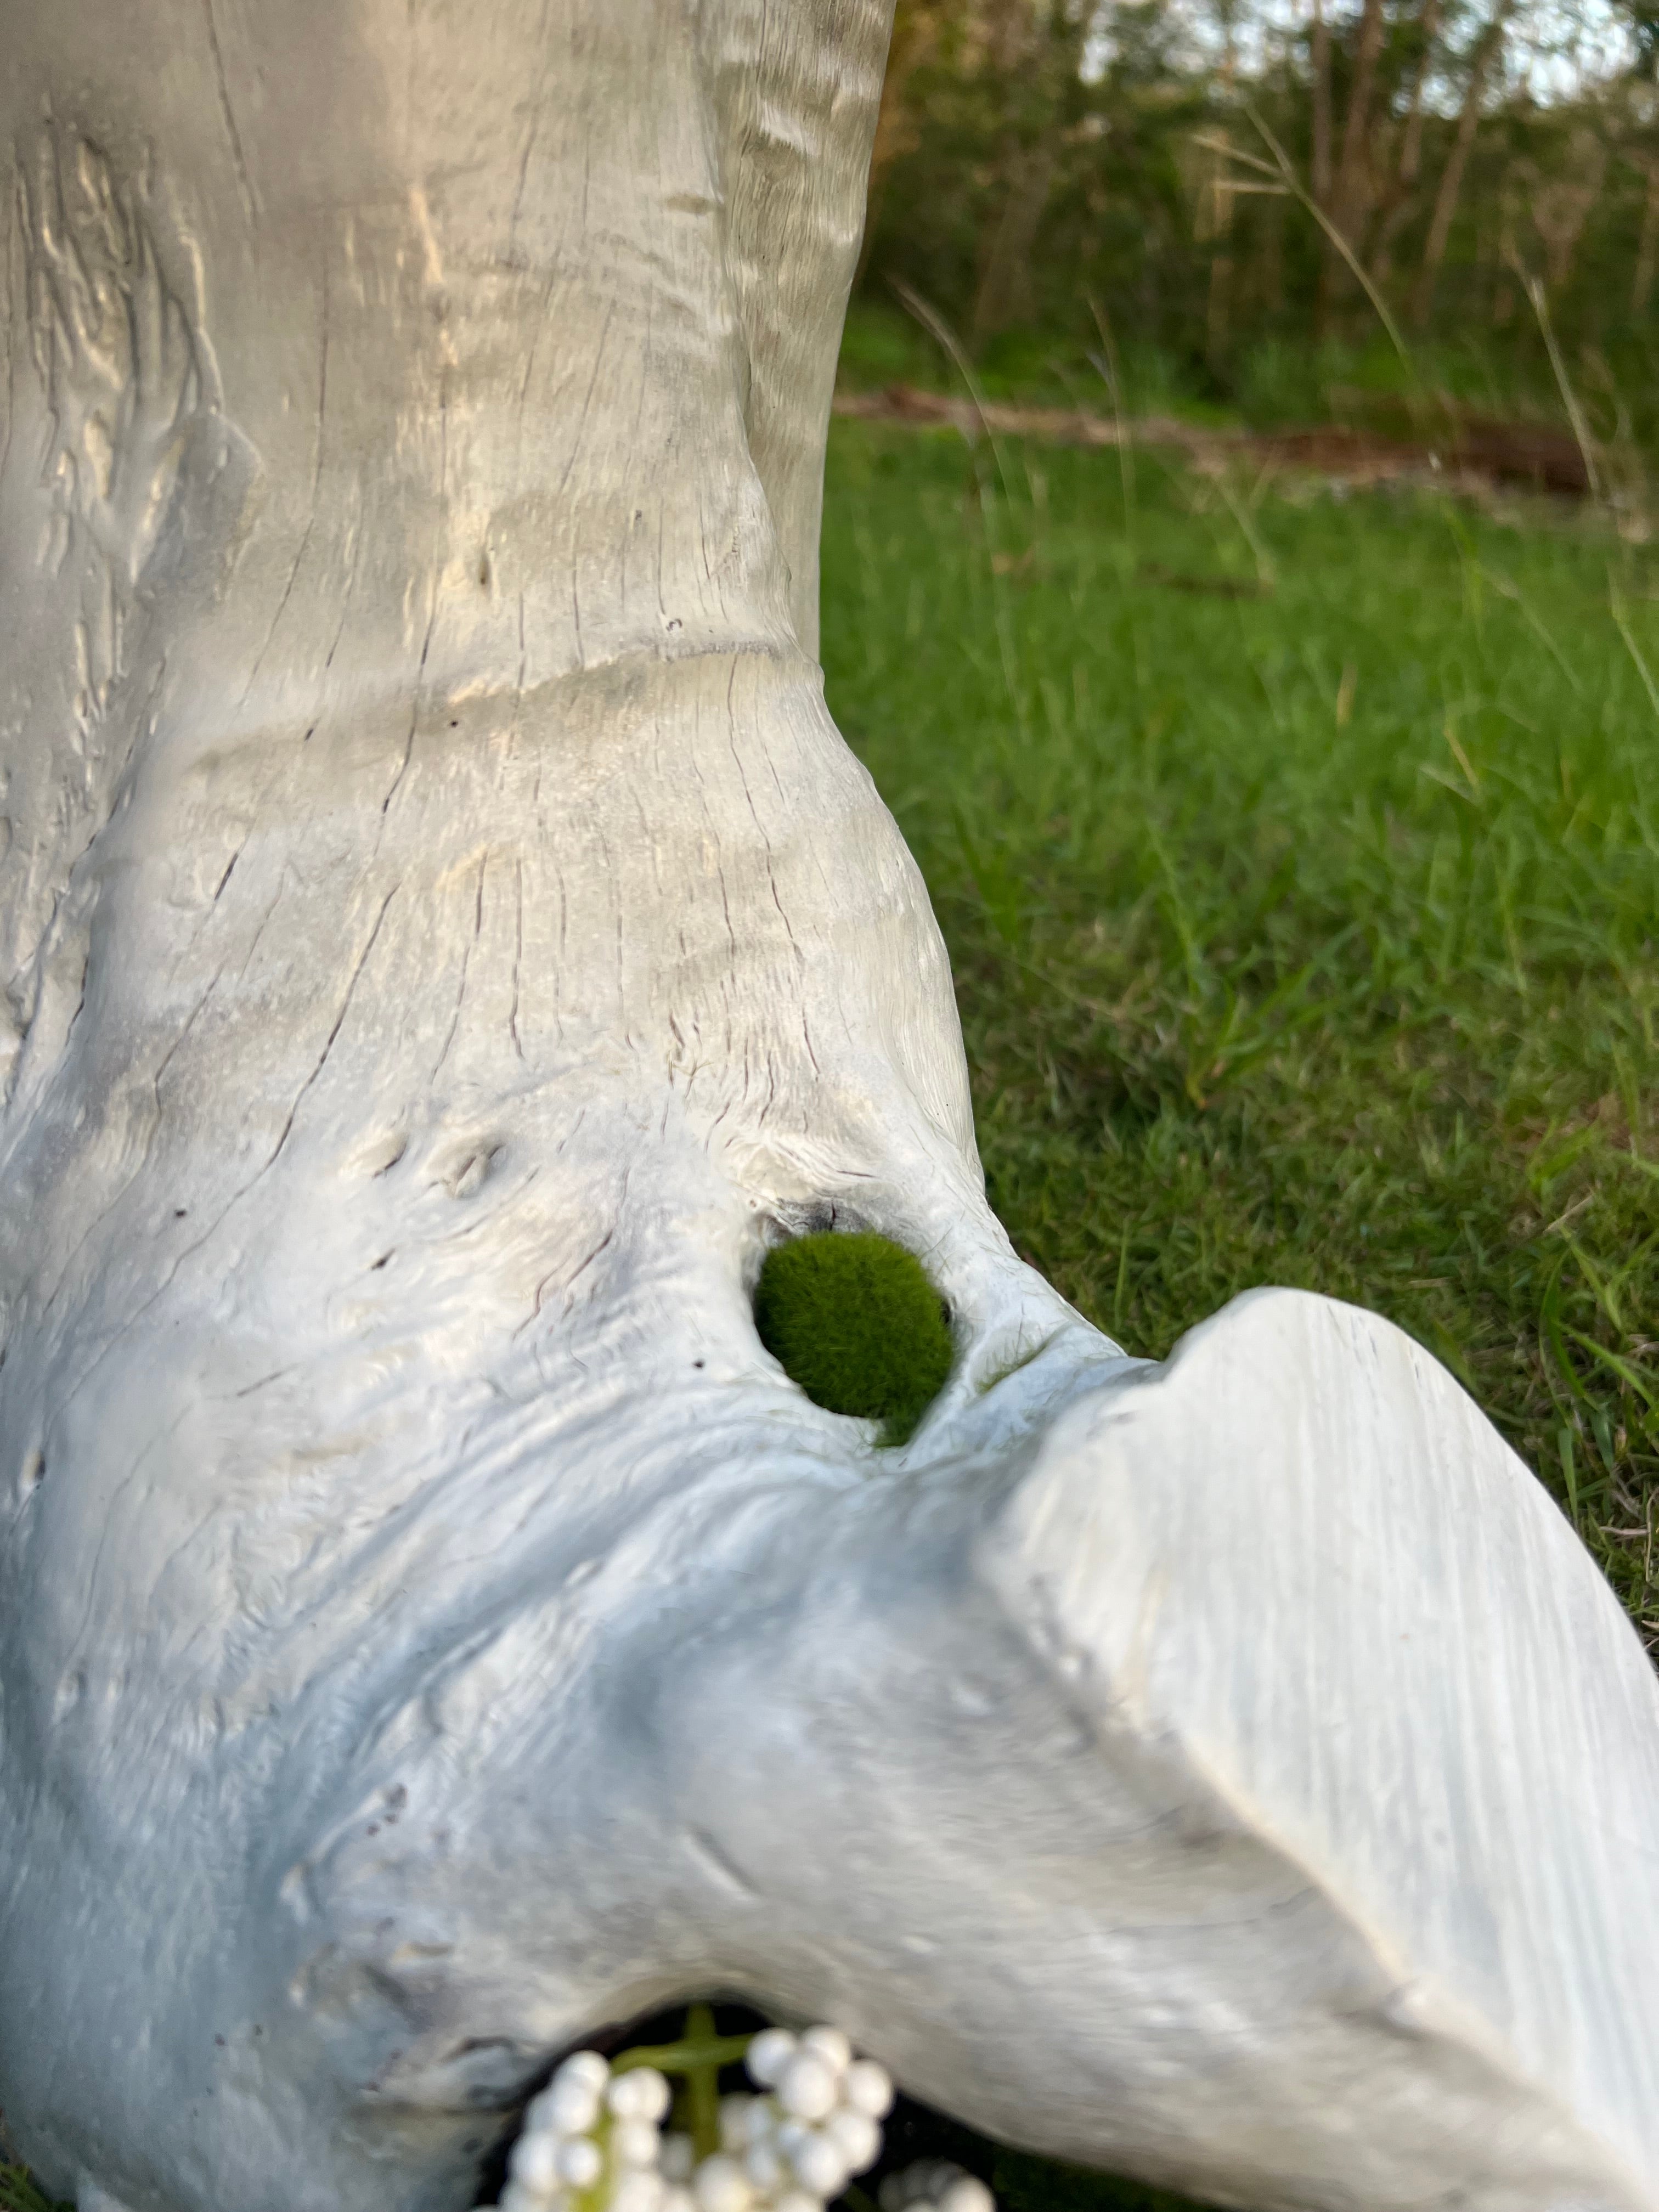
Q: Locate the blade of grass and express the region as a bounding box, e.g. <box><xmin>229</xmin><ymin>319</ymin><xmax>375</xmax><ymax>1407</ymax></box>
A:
<box><xmin>1231</xmin><ymin>110</ymin><xmax>1419</xmax><ymax>400</ymax></box>
<box><xmin>1508</xmin><ymin>250</ymin><xmax>1604</xmax><ymax>504</ymax></box>
<box><xmin>1609</xmin><ymin>569</ymin><xmax>1659</xmax><ymax>723</ymax></box>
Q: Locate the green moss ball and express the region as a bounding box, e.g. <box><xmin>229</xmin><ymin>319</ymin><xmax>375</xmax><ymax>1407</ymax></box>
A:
<box><xmin>753</xmin><ymin>1229</ymin><xmax>954</xmax><ymax>1446</ymax></box>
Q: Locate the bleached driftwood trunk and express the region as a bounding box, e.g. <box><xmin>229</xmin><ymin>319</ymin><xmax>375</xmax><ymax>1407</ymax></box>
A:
<box><xmin>1</xmin><ymin>7</ymin><xmax>1657</xmax><ymax>2212</ymax></box>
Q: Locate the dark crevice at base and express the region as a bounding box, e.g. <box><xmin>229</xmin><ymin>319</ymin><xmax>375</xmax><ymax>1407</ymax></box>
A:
<box><xmin>872</xmin><ymin>2092</ymin><xmax>1217</xmax><ymax>2212</ymax></box>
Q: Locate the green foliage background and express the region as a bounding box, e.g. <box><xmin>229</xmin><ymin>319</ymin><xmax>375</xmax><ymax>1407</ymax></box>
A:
<box><xmin>857</xmin><ymin>0</ymin><xmax>1659</xmax><ymax>445</ymax></box>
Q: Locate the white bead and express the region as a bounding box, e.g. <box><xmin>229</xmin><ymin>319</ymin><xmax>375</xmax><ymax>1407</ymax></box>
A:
<box><xmin>612</xmin><ymin>2120</ymin><xmax>661</xmax><ymax>2168</ymax></box>
<box><xmin>775</xmin><ymin>2121</ymin><xmax>810</xmax><ymax>2158</ymax></box>
<box><xmin>745</xmin><ymin>2029</ymin><xmax>796</xmax><ymax>2087</ymax></box>
<box><xmin>634</xmin><ymin>2071</ymin><xmax>672</xmax><ymax>2124</ymax></box>
<box><xmin>557</xmin><ymin>2139</ymin><xmax>604</xmax><ymax>2188</ymax></box>
<box><xmin>742</xmin><ymin>2143</ymin><xmax>784</xmax><ymax>2191</ymax></box>
<box><xmin>825</xmin><ymin>2109</ymin><xmax>880</xmax><ymax>2175</ymax></box>
<box><xmin>840</xmin><ymin>2061</ymin><xmax>894</xmax><ymax>2120</ymax></box>
<box><xmin>661</xmin><ymin>2136</ymin><xmax>696</xmax><ymax>2183</ymax></box>
<box><xmin>939</xmin><ymin>2180</ymin><xmax>994</xmax><ymax>2212</ymax></box>
<box><xmin>718</xmin><ymin>2095</ymin><xmax>755</xmax><ymax>2150</ymax></box>
<box><xmin>537</xmin><ymin>2079</ymin><xmax>602</xmax><ymax>2136</ymax></box>
<box><xmin>788</xmin><ymin>2135</ymin><xmax>848</xmax><ymax>2199</ymax></box>
<box><xmin>501</xmin><ymin>2185</ymin><xmax>557</xmax><ymax>2212</ymax></box>
<box><xmin>612</xmin><ymin>2174</ymin><xmax>665</xmax><ymax>2212</ymax></box>
<box><xmin>691</xmin><ymin>2154</ymin><xmax>752</xmax><ymax>2212</ymax></box>
<box><xmin>556</xmin><ymin>2052</ymin><xmax>612</xmax><ymax>2094</ymax></box>
<box><xmin>610</xmin><ymin>2069</ymin><xmax>670</xmax><ymax>2121</ymax></box>
<box><xmin>510</xmin><ymin>2135</ymin><xmax>562</xmax><ymax>2192</ymax></box>
<box><xmin>774</xmin><ymin>2194</ymin><xmax>820</xmax><ymax>2212</ymax></box>
<box><xmin>613</xmin><ymin>2177</ymin><xmax>664</xmax><ymax>2212</ymax></box>
<box><xmin>777</xmin><ymin>2055</ymin><xmax>838</xmax><ymax>2123</ymax></box>
<box><xmin>798</xmin><ymin>2026</ymin><xmax>852</xmax><ymax>2075</ymax></box>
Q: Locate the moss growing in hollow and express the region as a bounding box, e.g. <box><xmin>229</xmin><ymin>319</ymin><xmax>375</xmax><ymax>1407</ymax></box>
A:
<box><xmin>753</xmin><ymin>1229</ymin><xmax>953</xmax><ymax>1446</ymax></box>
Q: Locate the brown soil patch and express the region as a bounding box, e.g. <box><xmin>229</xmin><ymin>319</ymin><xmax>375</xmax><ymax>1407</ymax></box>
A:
<box><xmin>832</xmin><ymin>383</ymin><xmax>1590</xmax><ymax>499</ymax></box>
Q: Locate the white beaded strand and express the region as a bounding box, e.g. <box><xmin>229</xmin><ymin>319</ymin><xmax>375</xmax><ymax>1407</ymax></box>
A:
<box><xmin>745</xmin><ymin>2031</ymin><xmax>797</xmax><ymax>2088</ymax></box>
<box><xmin>481</xmin><ymin>2022</ymin><xmax>969</xmax><ymax>2212</ymax></box>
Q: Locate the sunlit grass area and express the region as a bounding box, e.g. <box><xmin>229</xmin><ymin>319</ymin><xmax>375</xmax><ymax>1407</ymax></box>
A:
<box><xmin>821</xmin><ymin>416</ymin><xmax>1659</xmax><ymax>1645</ymax></box>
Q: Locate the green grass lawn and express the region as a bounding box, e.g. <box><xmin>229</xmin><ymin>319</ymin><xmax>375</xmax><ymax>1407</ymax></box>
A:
<box><xmin>820</xmin><ymin>416</ymin><xmax>1659</xmax><ymax>1644</ymax></box>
